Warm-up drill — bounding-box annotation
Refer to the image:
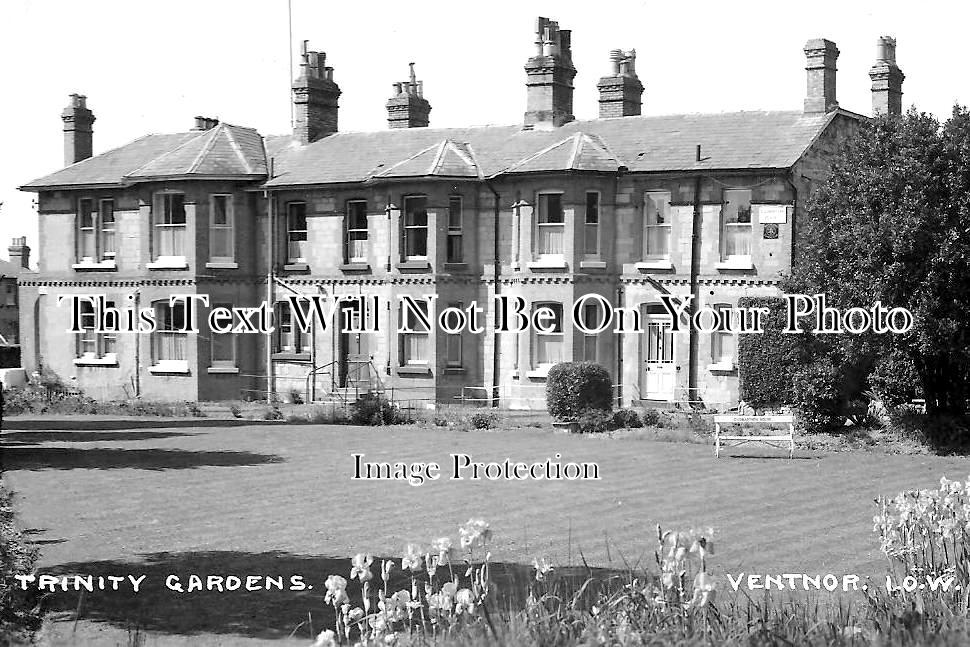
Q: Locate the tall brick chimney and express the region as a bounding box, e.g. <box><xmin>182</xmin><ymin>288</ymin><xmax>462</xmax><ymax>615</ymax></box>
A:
<box><xmin>386</xmin><ymin>63</ymin><xmax>431</xmax><ymax>128</ymax></box>
<box><xmin>869</xmin><ymin>36</ymin><xmax>904</xmax><ymax>116</ymax></box>
<box><xmin>8</xmin><ymin>237</ymin><xmax>29</xmax><ymax>270</ymax></box>
<box><xmin>597</xmin><ymin>49</ymin><xmax>643</xmax><ymax>118</ymax></box>
<box><xmin>62</xmin><ymin>94</ymin><xmax>95</xmax><ymax>166</ymax></box>
<box><xmin>803</xmin><ymin>39</ymin><xmax>839</xmax><ymax>114</ymax></box>
<box><xmin>524</xmin><ymin>17</ymin><xmax>576</xmax><ymax>128</ymax></box>
<box><xmin>292</xmin><ymin>41</ymin><xmax>341</xmax><ymax>144</ymax></box>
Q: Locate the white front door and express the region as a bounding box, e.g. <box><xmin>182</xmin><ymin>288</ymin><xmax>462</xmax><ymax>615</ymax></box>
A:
<box><xmin>642</xmin><ymin>306</ymin><xmax>675</xmax><ymax>400</ymax></box>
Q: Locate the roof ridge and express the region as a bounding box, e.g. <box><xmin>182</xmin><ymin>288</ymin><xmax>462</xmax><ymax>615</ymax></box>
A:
<box><xmin>222</xmin><ymin>125</ymin><xmax>255</xmax><ymax>174</ymax></box>
<box><xmin>125</xmin><ymin>130</ymin><xmax>208</xmax><ymax>178</ymax></box>
<box><xmin>187</xmin><ymin>127</ymin><xmax>222</xmax><ymax>175</ymax></box>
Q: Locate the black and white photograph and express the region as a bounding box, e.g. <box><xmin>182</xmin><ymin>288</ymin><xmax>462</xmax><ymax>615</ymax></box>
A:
<box><xmin>3</xmin><ymin>0</ymin><xmax>970</xmax><ymax>645</ymax></box>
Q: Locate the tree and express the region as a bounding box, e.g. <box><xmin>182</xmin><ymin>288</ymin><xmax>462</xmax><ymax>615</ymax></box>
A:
<box><xmin>784</xmin><ymin>106</ymin><xmax>970</xmax><ymax>417</ymax></box>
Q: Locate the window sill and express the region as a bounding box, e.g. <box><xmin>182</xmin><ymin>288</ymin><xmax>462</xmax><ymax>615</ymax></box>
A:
<box><xmin>147</xmin><ymin>257</ymin><xmax>189</xmax><ymax>270</ymax></box>
<box><xmin>74</xmin><ymin>354</ymin><xmax>119</xmax><ymax>367</ymax></box>
<box><xmin>396</xmin><ymin>260</ymin><xmax>431</xmax><ymax>271</ymax></box>
<box><xmin>282</xmin><ymin>263</ymin><xmax>310</xmax><ymax>272</ymax></box>
<box><xmin>715</xmin><ymin>258</ymin><xmax>754</xmax><ymax>271</ymax></box>
<box><xmin>707</xmin><ymin>362</ymin><xmax>736</xmax><ymax>373</ymax></box>
<box><xmin>398</xmin><ymin>364</ymin><xmax>432</xmax><ymax>376</ymax></box>
<box><xmin>272</xmin><ymin>352</ymin><xmax>311</xmax><ymax>363</ymax></box>
<box><xmin>580</xmin><ymin>259</ymin><xmax>607</xmax><ymax>270</ymax></box>
<box><xmin>148</xmin><ymin>360</ymin><xmax>190</xmax><ymax>374</ymax></box>
<box><xmin>207</xmin><ymin>366</ymin><xmax>240</xmax><ymax>374</ymax></box>
<box><xmin>443</xmin><ymin>262</ymin><xmax>468</xmax><ymax>272</ymax></box>
<box><xmin>635</xmin><ymin>260</ymin><xmax>674</xmax><ymax>271</ymax></box>
<box><xmin>527</xmin><ymin>259</ymin><xmax>567</xmax><ymax>271</ymax></box>
<box><xmin>205</xmin><ymin>261</ymin><xmax>238</xmax><ymax>270</ymax></box>
<box><xmin>73</xmin><ymin>259</ymin><xmax>117</xmax><ymax>271</ymax></box>
<box><xmin>443</xmin><ymin>366</ymin><xmax>466</xmax><ymax>374</ymax></box>
<box><xmin>526</xmin><ymin>367</ymin><xmax>552</xmax><ymax>379</ymax></box>
<box><xmin>340</xmin><ymin>262</ymin><xmax>371</xmax><ymax>272</ymax></box>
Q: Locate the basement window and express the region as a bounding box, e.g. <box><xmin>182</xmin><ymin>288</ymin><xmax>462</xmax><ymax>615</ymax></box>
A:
<box><xmin>531</xmin><ymin>302</ymin><xmax>564</xmax><ymax>375</ymax></box>
<box><xmin>150</xmin><ymin>300</ymin><xmax>189</xmax><ymax>373</ymax></box>
<box><xmin>709</xmin><ymin>303</ymin><xmax>736</xmax><ymax>371</ymax></box>
<box><xmin>74</xmin><ymin>299</ymin><xmax>118</xmax><ymax>365</ymax></box>
<box><xmin>399</xmin><ymin>298</ymin><xmax>430</xmax><ymax>366</ymax></box>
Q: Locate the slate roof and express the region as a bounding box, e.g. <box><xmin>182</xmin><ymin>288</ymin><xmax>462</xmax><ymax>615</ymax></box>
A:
<box><xmin>22</xmin><ymin>110</ymin><xmax>844</xmax><ymax>190</ymax></box>
<box><xmin>21</xmin><ymin>124</ymin><xmax>266</xmax><ymax>189</ymax></box>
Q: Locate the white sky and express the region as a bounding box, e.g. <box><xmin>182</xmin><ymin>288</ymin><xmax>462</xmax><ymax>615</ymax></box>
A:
<box><xmin>1</xmin><ymin>0</ymin><xmax>968</xmax><ymax>265</ymax></box>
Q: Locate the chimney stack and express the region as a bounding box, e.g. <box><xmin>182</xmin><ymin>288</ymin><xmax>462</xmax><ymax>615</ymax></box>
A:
<box><xmin>193</xmin><ymin>116</ymin><xmax>220</xmax><ymax>130</ymax></box>
<box><xmin>803</xmin><ymin>39</ymin><xmax>839</xmax><ymax>114</ymax></box>
<box><xmin>386</xmin><ymin>63</ymin><xmax>431</xmax><ymax>128</ymax></box>
<box><xmin>869</xmin><ymin>36</ymin><xmax>904</xmax><ymax>116</ymax></box>
<box><xmin>524</xmin><ymin>17</ymin><xmax>576</xmax><ymax>128</ymax></box>
<box><xmin>597</xmin><ymin>49</ymin><xmax>643</xmax><ymax>118</ymax></box>
<box><xmin>8</xmin><ymin>237</ymin><xmax>29</xmax><ymax>270</ymax></box>
<box><xmin>61</xmin><ymin>94</ymin><xmax>95</xmax><ymax>166</ymax></box>
<box><xmin>292</xmin><ymin>41</ymin><xmax>341</xmax><ymax>144</ymax></box>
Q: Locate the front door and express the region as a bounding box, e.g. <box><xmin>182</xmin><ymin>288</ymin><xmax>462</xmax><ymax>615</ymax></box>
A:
<box><xmin>642</xmin><ymin>305</ymin><xmax>675</xmax><ymax>400</ymax></box>
<box><xmin>338</xmin><ymin>303</ymin><xmax>369</xmax><ymax>388</ymax></box>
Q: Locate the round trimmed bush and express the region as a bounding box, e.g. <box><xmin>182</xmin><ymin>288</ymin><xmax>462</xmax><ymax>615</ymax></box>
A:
<box><xmin>546</xmin><ymin>362</ymin><xmax>613</xmax><ymax>422</ymax></box>
<box><xmin>611</xmin><ymin>408</ymin><xmax>643</xmax><ymax>429</ymax></box>
<box><xmin>792</xmin><ymin>358</ymin><xmax>844</xmax><ymax>433</ymax></box>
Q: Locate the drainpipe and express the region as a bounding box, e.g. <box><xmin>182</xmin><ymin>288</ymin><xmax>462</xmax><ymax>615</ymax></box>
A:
<box><xmin>687</xmin><ymin>174</ymin><xmax>702</xmax><ymax>406</ymax></box>
<box><xmin>485</xmin><ymin>180</ymin><xmax>501</xmax><ymax>408</ymax></box>
<box><xmin>265</xmin><ymin>183</ymin><xmax>275</xmax><ymax>404</ymax></box>
<box><xmin>133</xmin><ymin>289</ymin><xmax>141</xmax><ymax>397</ymax></box>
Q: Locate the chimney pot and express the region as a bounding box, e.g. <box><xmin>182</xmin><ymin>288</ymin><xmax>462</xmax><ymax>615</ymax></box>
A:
<box><xmin>386</xmin><ymin>63</ymin><xmax>431</xmax><ymax>128</ymax></box>
<box><xmin>8</xmin><ymin>237</ymin><xmax>29</xmax><ymax>270</ymax></box>
<box><xmin>803</xmin><ymin>38</ymin><xmax>839</xmax><ymax>114</ymax></box>
<box><xmin>597</xmin><ymin>48</ymin><xmax>643</xmax><ymax>118</ymax></box>
<box><xmin>292</xmin><ymin>43</ymin><xmax>341</xmax><ymax>143</ymax></box>
<box><xmin>870</xmin><ymin>35</ymin><xmax>904</xmax><ymax>116</ymax></box>
<box><xmin>524</xmin><ymin>17</ymin><xmax>576</xmax><ymax>128</ymax></box>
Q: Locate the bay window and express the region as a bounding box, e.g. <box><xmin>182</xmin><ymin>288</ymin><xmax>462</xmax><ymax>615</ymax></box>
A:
<box><xmin>583</xmin><ymin>192</ymin><xmax>599</xmax><ymax>257</ymax></box>
<box><xmin>275</xmin><ymin>302</ymin><xmax>309</xmax><ymax>355</ymax></box>
<box><xmin>446</xmin><ymin>196</ymin><xmax>463</xmax><ymax>263</ymax></box>
<box><xmin>154</xmin><ymin>193</ymin><xmax>186</xmax><ymax>259</ymax></box>
<box><xmin>535</xmin><ymin>193</ymin><xmax>564</xmax><ymax>258</ymax></box>
<box><xmin>532</xmin><ymin>302</ymin><xmax>564</xmax><ymax>370</ymax></box>
<box><xmin>209</xmin><ymin>195</ymin><xmax>234</xmax><ymax>263</ymax></box>
<box><xmin>345</xmin><ymin>200</ymin><xmax>368</xmax><ymax>263</ymax></box>
<box><xmin>710</xmin><ymin>303</ymin><xmax>736</xmax><ymax>369</ymax></box>
<box><xmin>152</xmin><ymin>301</ymin><xmax>187</xmax><ymax>370</ymax></box>
<box><xmin>403</xmin><ymin>196</ymin><xmax>428</xmax><ymax>260</ymax></box>
<box><xmin>75</xmin><ymin>299</ymin><xmax>117</xmax><ymax>363</ymax></box>
<box><xmin>286</xmin><ymin>202</ymin><xmax>308</xmax><ymax>264</ymax></box>
<box><xmin>399</xmin><ymin>299</ymin><xmax>430</xmax><ymax>365</ymax></box>
<box><xmin>721</xmin><ymin>189</ymin><xmax>752</xmax><ymax>261</ymax></box>
<box><xmin>76</xmin><ymin>198</ymin><xmax>115</xmax><ymax>264</ymax></box>
<box><xmin>644</xmin><ymin>191</ymin><xmax>671</xmax><ymax>259</ymax></box>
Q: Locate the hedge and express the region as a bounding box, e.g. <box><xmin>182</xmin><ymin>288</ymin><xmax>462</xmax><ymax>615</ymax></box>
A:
<box><xmin>546</xmin><ymin>362</ymin><xmax>613</xmax><ymax>421</ymax></box>
<box><xmin>736</xmin><ymin>296</ymin><xmax>801</xmax><ymax>408</ymax></box>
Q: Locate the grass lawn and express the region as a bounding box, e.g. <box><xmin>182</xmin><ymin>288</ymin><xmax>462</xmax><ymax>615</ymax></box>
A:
<box><xmin>3</xmin><ymin>415</ymin><xmax>968</xmax><ymax>645</ymax></box>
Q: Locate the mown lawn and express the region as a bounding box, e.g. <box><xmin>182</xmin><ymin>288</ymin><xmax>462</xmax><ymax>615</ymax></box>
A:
<box><xmin>3</xmin><ymin>416</ymin><xmax>968</xmax><ymax>645</ymax></box>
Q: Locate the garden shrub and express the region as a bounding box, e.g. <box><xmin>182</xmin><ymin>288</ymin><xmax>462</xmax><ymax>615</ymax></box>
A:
<box><xmin>640</xmin><ymin>408</ymin><xmax>663</xmax><ymax>428</ymax></box>
<box><xmin>576</xmin><ymin>408</ymin><xmax>615</xmax><ymax>434</ymax></box>
<box><xmin>545</xmin><ymin>362</ymin><xmax>613</xmax><ymax>421</ymax></box>
<box><xmin>869</xmin><ymin>350</ymin><xmax>922</xmax><ymax>409</ymax></box>
<box><xmin>792</xmin><ymin>358</ymin><xmax>844</xmax><ymax>433</ymax></box>
<box><xmin>736</xmin><ymin>296</ymin><xmax>801</xmax><ymax>408</ymax></box>
<box><xmin>0</xmin><ymin>485</ymin><xmax>42</xmax><ymax>644</ymax></box>
<box><xmin>350</xmin><ymin>393</ymin><xmax>401</xmax><ymax>426</ymax></box>
<box><xmin>611</xmin><ymin>408</ymin><xmax>642</xmax><ymax>429</ymax></box>
<box><xmin>469</xmin><ymin>412</ymin><xmax>497</xmax><ymax>430</ymax></box>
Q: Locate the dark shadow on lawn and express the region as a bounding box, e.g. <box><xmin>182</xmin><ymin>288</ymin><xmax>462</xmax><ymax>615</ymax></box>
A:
<box><xmin>42</xmin><ymin>551</ymin><xmax>623</xmax><ymax>640</ymax></box>
<box><xmin>2</xmin><ymin>447</ymin><xmax>284</xmax><ymax>471</ymax></box>
<box><xmin>0</xmin><ymin>431</ymin><xmax>198</xmax><ymax>444</ymax></box>
<box><xmin>3</xmin><ymin>418</ymin><xmax>277</xmax><ymax>431</ymax></box>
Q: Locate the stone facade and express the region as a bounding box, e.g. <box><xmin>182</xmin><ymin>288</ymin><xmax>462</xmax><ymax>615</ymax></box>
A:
<box><xmin>21</xmin><ymin>19</ymin><xmax>900</xmax><ymax>409</ymax></box>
